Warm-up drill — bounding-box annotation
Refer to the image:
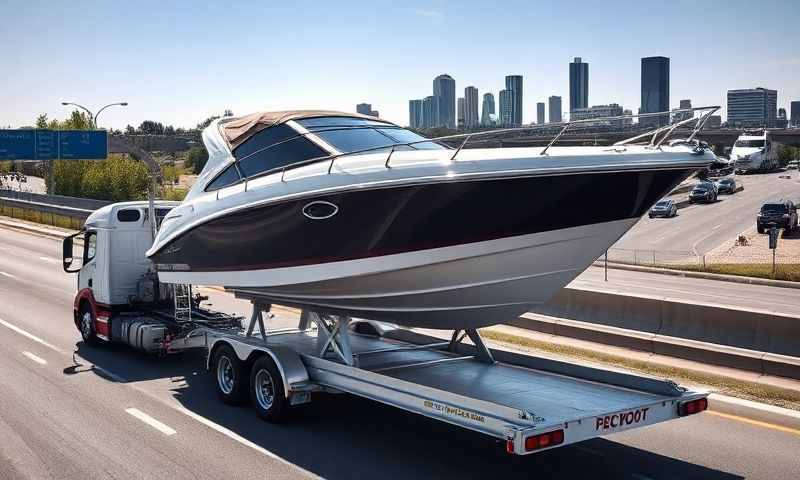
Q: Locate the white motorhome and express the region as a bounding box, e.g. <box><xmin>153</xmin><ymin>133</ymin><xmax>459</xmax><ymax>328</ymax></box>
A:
<box><xmin>732</xmin><ymin>130</ymin><xmax>777</xmax><ymax>173</ymax></box>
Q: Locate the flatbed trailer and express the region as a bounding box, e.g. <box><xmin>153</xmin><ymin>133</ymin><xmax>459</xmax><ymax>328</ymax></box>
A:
<box><xmin>201</xmin><ymin>297</ymin><xmax>708</xmax><ymax>455</ymax></box>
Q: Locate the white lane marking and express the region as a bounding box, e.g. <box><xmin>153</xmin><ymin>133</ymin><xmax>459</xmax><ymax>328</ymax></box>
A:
<box><xmin>125</xmin><ymin>408</ymin><xmax>177</xmax><ymax>436</ymax></box>
<box><xmin>0</xmin><ymin>317</ymin><xmax>65</xmax><ymax>354</ymax></box>
<box><xmin>0</xmin><ymin>271</ymin><xmax>15</xmax><ymax>278</ymax></box>
<box><xmin>39</xmin><ymin>256</ymin><xmax>57</xmax><ymax>263</ymax></box>
<box><xmin>22</xmin><ymin>351</ymin><xmax>47</xmax><ymax>365</ymax></box>
<box><xmin>0</xmin><ymin>313</ymin><xmax>320</xmax><ymax>478</ymax></box>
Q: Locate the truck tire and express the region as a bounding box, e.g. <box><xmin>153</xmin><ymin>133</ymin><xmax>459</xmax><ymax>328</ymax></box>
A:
<box><xmin>250</xmin><ymin>355</ymin><xmax>288</xmax><ymax>423</ymax></box>
<box><xmin>78</xmin><ymin>303</ymin><xmax>98</xmax><ymax>345</ymax></box>
<box><xmin>213</xmin><ymin>344</ymin><xmax>246</xmax><ymax>405</ymax></box>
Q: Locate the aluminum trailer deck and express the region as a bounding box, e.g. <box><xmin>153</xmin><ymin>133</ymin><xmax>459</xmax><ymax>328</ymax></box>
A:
<box><xmin>205</xmin><ymin>301</ymin><xmax>708</xmax><ymax>455</ymax></box>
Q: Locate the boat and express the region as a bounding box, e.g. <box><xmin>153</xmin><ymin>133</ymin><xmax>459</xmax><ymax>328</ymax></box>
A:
<box><xmin>147</xmin><ymin>108</ymin><xmax>719</xmax><ymax>329</ymax></box>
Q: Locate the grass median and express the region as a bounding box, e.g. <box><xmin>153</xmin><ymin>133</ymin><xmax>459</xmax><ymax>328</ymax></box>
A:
<box><xmin>656</xmin><ymin>263</ymin><xmax>800</xmax><ymax>282</ymax></box>
<box><xmin>481</xmin><ymin>328</ymin><xmax>800</xmax><ymax>411</ymax></box>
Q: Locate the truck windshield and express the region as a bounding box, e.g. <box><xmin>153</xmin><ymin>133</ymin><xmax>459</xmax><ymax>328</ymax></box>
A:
<box><xmin>735</xmin><ymin>140</ymin><xmax>764</xmax><ymax>148</ymax></box>
<box><xmin>761</xmin><ymin>204</ymin><xmax>787</xmax><ymax>214</ymax></box>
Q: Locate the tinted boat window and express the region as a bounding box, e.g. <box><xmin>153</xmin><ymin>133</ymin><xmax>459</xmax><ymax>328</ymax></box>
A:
<box><xmin>377</xmin><ymin>128</ymin><xmax>445</xmax><ymax>150</ymax></box>
<box><xmin>297</xmin><ymin>117</ymin><xmax>388</xmax><ymax>130</ymax></box>
<box><xmin>234</xmin><ymin>124</ymin><xmax>298</xmax><ymax>160</ymax></box>
<box><xmin>206</xmin><ymin>164</ymin><xmax>241</xmax><ymax>191</ymax></box>
<box><xmin>238</xmin><ymin>137</ymin><xmax>326</xmax><ymax>178</ymax></box>
<box><xmin>316</xmin><ymin>128</ymin><xmax>403</xmax><ymax>153</ymax></box>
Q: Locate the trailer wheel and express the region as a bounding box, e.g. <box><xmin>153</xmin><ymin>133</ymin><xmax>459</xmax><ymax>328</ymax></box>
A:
<box><xmin>250</xmin><ymin>355</ymin><xmax>288</xmax><ymax>423</ymax></box>
<box><xmin>213</xmin><ymin>344</ymin><xmax>246</xmax><ymax>405</ymax></box>
<box><xmin>78</xmin><ymin>304</ymin><xmax>98</xmax><ymax>345</ymax></box>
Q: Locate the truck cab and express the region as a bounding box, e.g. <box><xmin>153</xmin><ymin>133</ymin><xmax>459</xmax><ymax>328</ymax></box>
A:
<box><xmin>63</xmin><ymin>201</ymin><xmax>178</xmax><ymax>343</ymax></box>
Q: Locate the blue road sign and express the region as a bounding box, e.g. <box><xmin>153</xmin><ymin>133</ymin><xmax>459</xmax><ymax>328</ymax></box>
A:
<box><xmin>59</xmin><ymin>130</ymin><xmax>108</xmax><ymax>159</ymax></box>
<box><xmin>0</xmin><ymin>129</ymin><xmax>107</xmax><ymax>161</ymax></box>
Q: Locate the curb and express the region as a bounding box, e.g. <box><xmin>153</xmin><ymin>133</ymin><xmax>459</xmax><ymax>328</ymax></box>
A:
<box><xmin>0</xmin><ymin>218</ymin><xmax>75</xmax><ymax>239</ymax></box>
<box><xmin>709</xmin><ymin>393</ymin><xmax>800</xmax><ymax>431</ymax></box>
<box><xmin>592</xmin><ymin>262</ymin><xmax>800</xmax><ymax>290</ymax></box>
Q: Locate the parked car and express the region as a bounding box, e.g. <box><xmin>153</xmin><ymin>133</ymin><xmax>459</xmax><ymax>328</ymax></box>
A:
<box><xmin>648</xmin><ymin>199</ymin><xmax>678</xmax><ymax>218</ymax></box>
<box><xmin>756</xmin><ymin>199</ymin><xmax>798</xmax><ymax>233</ymax></box>
<box><xmin>715</xmin><ymin>177</ymin><xmax>737</xmax><ymax>194</ymax></box>
<box><xmin>688</xmin><ymin>183</ymin><xmax>717</xmax><ymax>203</ymax></box>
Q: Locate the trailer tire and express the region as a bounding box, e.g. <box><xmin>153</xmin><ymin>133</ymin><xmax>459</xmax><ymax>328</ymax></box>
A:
<box><xmin>78</xmin><ymin>303</ymin><xmax>98</xmax><ymax>345</ymax></box>
<box><xmin>213</xmin><ymin>344</ymin><xmax>246</xmax><ymax>406</ymax></box>
<box><xmin>250</xmin><ymin>355</ymin><xmax>288</xmax><ymax>423</ymax></box>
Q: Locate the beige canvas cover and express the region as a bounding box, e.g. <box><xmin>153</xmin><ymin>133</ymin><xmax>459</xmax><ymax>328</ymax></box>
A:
<box><xmin>221</xmin><ymin>110</ymin><xmax>394</xmax><ymax>150</ymax></box>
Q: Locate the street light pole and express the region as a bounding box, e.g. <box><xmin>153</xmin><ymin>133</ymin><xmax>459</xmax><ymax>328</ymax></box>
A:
<box><xmin>94</xmin><ymin>102</ymin><xmax>128</xmax><ymax>129</ymax></box>
<box><xmin>60</xmin><ymin>101</ymin><xmax>128</xmax><ymax>129</ymax></box>
<box><xmin>60</xmin><ymin>102</ymin><xmax>95</xmax><ymax>128</ymax></box>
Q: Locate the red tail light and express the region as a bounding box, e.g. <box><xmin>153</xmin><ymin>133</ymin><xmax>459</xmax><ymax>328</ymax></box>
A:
<box><xmin>524</xmin><ymin>429</ymin><xmax>565</xmax><ymax>451</ymax></box>
<box><xmin>678</xmin><ymin>398</ymin><xmax>708</xmax><ymax>417</ymax></box>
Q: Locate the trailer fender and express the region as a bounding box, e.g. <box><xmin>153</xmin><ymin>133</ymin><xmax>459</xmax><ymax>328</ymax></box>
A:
<box><xmin>208</xmin><ymin>339</ymin><xmax>309</xmax><ymax>399</ymax></box>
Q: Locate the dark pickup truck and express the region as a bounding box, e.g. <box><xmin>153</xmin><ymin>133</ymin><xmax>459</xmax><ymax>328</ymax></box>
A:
<box><xmin>757</xmin><ymin>200</ymin><xmax>798</xmax><ymax>233</ymax></box>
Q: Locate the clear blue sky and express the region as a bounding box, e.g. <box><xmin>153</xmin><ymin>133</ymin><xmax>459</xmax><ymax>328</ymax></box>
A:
<box><xmin>2</xmin><ymin>0</ymin><xmax>799</xmax><ymax>129</ymax></box>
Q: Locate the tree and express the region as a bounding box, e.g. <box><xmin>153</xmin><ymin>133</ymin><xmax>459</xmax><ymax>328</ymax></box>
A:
<box><xmin>125</xmin><ymin>125</ymin><xmax>135</xmax><ymax>135</ymax></box>
<box><xmin>196</xmin><ymin>115</ymin><xmax>220</xmax><ymax>130</ymax></box>
<box><xmin>185</xmin><ymin>146</ymin><xmax>209</xmax><ymax>174</ymax></box>
<box><xmin>36</xmin><ymin>114</ymin><xmax>49</xmax><ymax>129</ymax></box>
<box><xmin>777</xmin><ymin>145</ymin><xmax>798</xmax><ymax>167</ymax></box>
<box><xmin>164</xmin><ymin>125</ymin><xmax>176</xmax><ymax>136</ymax></box>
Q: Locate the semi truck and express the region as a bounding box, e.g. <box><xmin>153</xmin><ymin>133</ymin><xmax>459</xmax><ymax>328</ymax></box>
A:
<box><xmin>732</xmin><ymin>130</ymin><xmax>778</xmax><ymax>173</ymax></box>
<box><xmin>61</xmin><ymin>200</ymin><xmax>709</xmax><ymax>455</ymax></box>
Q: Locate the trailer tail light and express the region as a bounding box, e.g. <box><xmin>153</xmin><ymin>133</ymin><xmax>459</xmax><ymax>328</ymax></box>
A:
<box><xmin>524</xmin><ymin>429</ymin><xmax>564</xmax><ymax>452</ymax></box>
<box><xmin>678</xmin><ymin>398</ymin><xmax>708</xmax><ymax>417</ymax></box>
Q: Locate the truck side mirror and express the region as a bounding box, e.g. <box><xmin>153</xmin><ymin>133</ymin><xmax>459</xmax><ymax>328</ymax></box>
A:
<box><xmin>63</xmin><ymin>233</ymin><xmax>81</xmax><ymax>273</ymax></box>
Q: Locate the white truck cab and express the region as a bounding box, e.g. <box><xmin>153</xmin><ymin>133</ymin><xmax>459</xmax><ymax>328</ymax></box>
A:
<box><xmin>63</xmin><ymin>201</ymin><xmax>178</xmax><ymax>342</ymax></box>
<box><xmin>732</xmin><ymin>130</ymin><xmax>777</xmax><ymax>173</ymax></box>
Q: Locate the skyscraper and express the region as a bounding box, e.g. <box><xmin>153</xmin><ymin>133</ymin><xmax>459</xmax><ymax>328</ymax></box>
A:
<box><xmin>672</xmin><ymin>99</ymin><xmax>692</xmax><ymax>123</ymax></box>
<box><xmin>640</xmin><ymin>56</ymin><xmax>670</xmax><ymax>127</ymax></box>
<box><xmin>482</xmin><ymin>93</ymin><xmax>496</xmax><ymax>126</ymax></box>
<box><xmin>727</xmin><ymin>88</ymin><xmax>777</xmax><ymax>128</ymax></box>
<box><xmin>778</xmin><ymin>108</ymin><xmax>788</xmax><ymax>128</ymax></box>
<box><xmin>422</xmin><ymin>95</ymin><xmax>440</xmax><ymax>129</ymax></box>
<box><xmin>791</xmin><ymin>101</ymin><xmax>800</xmax><ymax>127</ymax></box>
<box><xmin>499</xmin><ymin>89</ymin><xmax>514</xmax><ymax>127</ymax></box>
<box><xmin>548</xmin><ymin>96</ymin><xmax>562</xmax><ymax>123</ymax></box>
<box><xmin>408</xmin><ymin>99</ymin><xmax>423</xmax><ymax>128</ymax></box>
<box><xmin>433</xmin><ymin>74</ymin><xmax>456</xmax><ymax>129</ymax></box>
<box><xmin>505</xmin><ymin>75</ymin><xmax>523</xmax><ymax>126</ymax></box>
<box><xmin>465</xmin><ymin>86</ymin><xmax>479</xmax><ymax>129</ymax></box>
<box><xmin>536</xmin><ymin>102</ymin><xmax>545</xmax><ymax>124</ymax></box>
<box><xmin>356</xmin><ymin>103</ymin><xmax>372</xmax><ymax>116</ymax></box>
<box><xmin>457</xmin><ymin>97</ymin><xmax>465</xmax><ymax>129</ymax></box>
<box><xmin>569</xmin><ymin>57</ymin><xmax>588</xmax><ymax>113</ymax></box>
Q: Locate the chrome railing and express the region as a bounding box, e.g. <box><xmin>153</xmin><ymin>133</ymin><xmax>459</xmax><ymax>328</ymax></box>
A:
<box><xmin>246</xmin><ymin>105</ymin><xmax>720</xmax><ymax>188</ymax></box>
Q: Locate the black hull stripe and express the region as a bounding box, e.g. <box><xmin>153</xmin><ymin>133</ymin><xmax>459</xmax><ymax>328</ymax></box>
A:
<box><xmin>152</xmin><ymin>168</ymin><xmax>694</xmax><ymax>272</ymax></box>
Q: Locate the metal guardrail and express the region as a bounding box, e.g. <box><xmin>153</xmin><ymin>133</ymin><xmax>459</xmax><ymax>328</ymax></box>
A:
<box><xmin>0</xmin><ymin>190</ymin><xmax>109</xmax><ymax>228</ymax></box>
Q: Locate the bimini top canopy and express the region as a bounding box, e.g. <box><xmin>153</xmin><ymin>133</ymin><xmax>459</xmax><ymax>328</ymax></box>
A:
<box><xmin>221</xmin><ymin>110</ymin><xmax>396</xmax><ymax>150</ymax></box>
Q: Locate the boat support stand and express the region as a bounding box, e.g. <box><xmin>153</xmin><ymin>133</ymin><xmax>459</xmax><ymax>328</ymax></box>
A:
<box><xmin>449</xmin><ymin>329</ymin><xmax>495</xmax><ymax>364</ymax></box>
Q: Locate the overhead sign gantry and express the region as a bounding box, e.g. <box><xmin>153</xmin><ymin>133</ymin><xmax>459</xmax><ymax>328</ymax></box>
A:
<box><xmin>0</xmin><ymin>129</ymin><xmax>108</xmax><ymax>161</ymax></box>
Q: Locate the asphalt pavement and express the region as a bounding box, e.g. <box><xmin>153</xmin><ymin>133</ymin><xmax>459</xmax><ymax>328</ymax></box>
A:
<box><xmin>614</xmin><ymin>170</ymin><xmax>800</xmax><ymax>256</ymax></box>
<box><xmin>1</xmin><ymin>227</ymin><xmax>800</xmax><ymax>479</ymax></box>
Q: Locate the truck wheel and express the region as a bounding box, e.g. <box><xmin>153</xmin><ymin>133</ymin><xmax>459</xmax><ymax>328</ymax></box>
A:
<box><xmin>250</xmin><ymin>355</ymin><xmax>288</xmax><ymax>423</ymax></box>
<box><xmin>213</xmin><ymin>344</ymin><xmax>246</xmax><ymax>405</ymax></box>
<box><xmin>757</xmin><ymin>225</ymin><xmax>764</xmax><ymax>234</ymax></box>
<box><xmin>78</xmin><ymin>304</ymin><xmax>98</xmax><ymax>345</ymax></box>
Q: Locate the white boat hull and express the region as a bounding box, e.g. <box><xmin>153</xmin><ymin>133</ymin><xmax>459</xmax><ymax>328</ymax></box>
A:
<box><xmin>160</xmin><ymin>219</ymin><xmax>636</xmax><ymax>329</ymax></box>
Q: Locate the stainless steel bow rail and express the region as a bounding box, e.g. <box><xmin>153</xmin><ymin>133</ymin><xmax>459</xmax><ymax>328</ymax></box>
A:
<box><xmin>265</xmin><ymin>106</ymin><xmax>720</xmax><ymax>183</ymax></box>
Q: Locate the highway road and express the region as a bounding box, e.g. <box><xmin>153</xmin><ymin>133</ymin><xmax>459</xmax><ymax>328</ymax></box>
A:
<box><xmin>614</xmin><ymin>170</ymin><xmax>800</xmax><ymax>257</ymax></box>
<box><xmin>1</xmin><ymin>227</ymin><xmax>800</xmax><ymax>479</ymax></box>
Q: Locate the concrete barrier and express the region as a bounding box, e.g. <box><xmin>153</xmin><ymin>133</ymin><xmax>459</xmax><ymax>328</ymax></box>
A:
<box><xmin>520</xmin><ymin>287</ymin><xmax>800</xmax><ymax>377</ymax></box>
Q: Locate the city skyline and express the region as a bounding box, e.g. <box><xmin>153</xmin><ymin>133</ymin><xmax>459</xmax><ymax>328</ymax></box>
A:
<box><xmin>2</xmin><ymin>0</ymin><xmax>799</xmax><ymax>129</ymax></box>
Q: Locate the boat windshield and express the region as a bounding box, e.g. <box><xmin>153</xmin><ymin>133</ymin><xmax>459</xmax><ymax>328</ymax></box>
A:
<box><xmin>734</xmin><ymin>139</ymin><xmax>764</xmax><ymax>148</ymax></box>
<box><xmin>297</xmin><ymin>117</ymin><xmax>445</xmax><ymax>153</ymax></box>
